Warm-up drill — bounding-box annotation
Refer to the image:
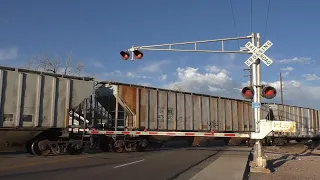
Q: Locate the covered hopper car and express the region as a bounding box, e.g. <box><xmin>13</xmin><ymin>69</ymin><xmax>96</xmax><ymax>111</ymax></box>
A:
<box><xmin>0</xmin><ymin>66</ymin><xmax>96</xmax><ymax>155</ymax></box>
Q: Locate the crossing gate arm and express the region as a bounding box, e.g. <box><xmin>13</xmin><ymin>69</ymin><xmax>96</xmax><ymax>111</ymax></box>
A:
<box><xmin>90</xmin><ymin>129</ymin><xmax>251</xmax><ymax>138</ymax></box>
<box><xmin>90</xmin><ymin>121</ymin><xmax>295</xmax><ymax>139</ymax></box>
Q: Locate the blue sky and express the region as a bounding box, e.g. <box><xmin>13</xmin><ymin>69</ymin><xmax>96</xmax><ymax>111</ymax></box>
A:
<box><xmin>1</xmin><ymin>0</ymin><xmax>320</xmax><ymax>108</ymax></box>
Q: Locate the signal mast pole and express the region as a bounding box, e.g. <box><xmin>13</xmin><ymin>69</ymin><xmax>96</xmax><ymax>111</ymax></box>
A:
<box><xmin>120</xmin><ymin>33</ymin><xmax>271</xmax><ymax>173</ymax></box>
<box><xmin>251</xmin><ymin>33</ymin><xmax>268</xmax><ymax>172</ymax></box>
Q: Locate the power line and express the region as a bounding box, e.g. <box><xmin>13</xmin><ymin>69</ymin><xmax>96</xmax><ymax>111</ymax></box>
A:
<box><xmin>250</xmin><ymin>0</ymin><xmax>253</xmax><ymax>32</ymax></box>
<box><xmin>229</xmin><ymin>0</ymin><xmax>240</xmax><ymax>49</ymax></box>
<box><xmin>263</xmin><ymin>0</ymin><xmax>271</xmax><ymax>42</ymax></box>
<box><xmin>244</xmin><ymin>0</ymin><xmax>253</xmax><ymax>96</ymax></box>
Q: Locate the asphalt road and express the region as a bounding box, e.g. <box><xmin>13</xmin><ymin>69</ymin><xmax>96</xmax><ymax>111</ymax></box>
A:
<box><xmin>0</xmin><ymin>146</ymin><xmax>228</xmax><ymax>180</ymax></box>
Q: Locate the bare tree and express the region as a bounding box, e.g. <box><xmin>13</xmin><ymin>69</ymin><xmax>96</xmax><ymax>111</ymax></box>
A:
<box><xmin>172</xmin><ymin>84</ymin><xmax>185</xmax><ymax>91</ymax></box>
<box><xmin>27</xmin><ymin>51</ymin><xmax>87</xmax><ymax>76</ymax></box>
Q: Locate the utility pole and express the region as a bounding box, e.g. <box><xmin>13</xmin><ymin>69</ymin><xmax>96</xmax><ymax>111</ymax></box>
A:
<box><xmin>243</xmin><ymin>66</ymin><xmax>253</xmax><ymax>86</ymax></box>
<box><xmin>280</xmin><ymin>72</ymin><xmax>284</xmax><ymax>104</ymax></box>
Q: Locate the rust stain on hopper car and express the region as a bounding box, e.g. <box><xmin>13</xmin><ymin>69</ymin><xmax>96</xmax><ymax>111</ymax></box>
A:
<box><xmin>119</xmin><ymin>85</ymin><xmax>137</xmax><ymax>113</ymax></box>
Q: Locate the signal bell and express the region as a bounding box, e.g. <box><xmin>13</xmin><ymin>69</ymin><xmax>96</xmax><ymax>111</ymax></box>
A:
<box><xmin>241</xmin><ymin>86</ymin><xmax>254</xmax><ymax>99</ymax></box>
<box><xmin>261</xmin><ymin>86</ymin><xmax>277</xmax><ymax>99</ymax></box>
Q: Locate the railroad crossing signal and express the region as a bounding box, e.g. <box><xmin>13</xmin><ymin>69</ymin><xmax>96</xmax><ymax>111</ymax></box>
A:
<box><xmin>261</xmin><ymin>86</ymin><xmax>277</xmax><ymax>99</ymax></box>
<box><xmin>241</xmin><ymin>86</ymin><xmax>254</xmax><ymax>99</ymax></box>
<box><xmin>244</xmin><ymin>40</ymin><xmax>273</xmax><ymax>66</ymax></box>
<box><xmin>120</xmin><ymin>50</ymin><xmax>143</xmax><ymax>60</ymax></box>
<box><xmin>119</xmin><ymin>33</ymin><xmax>286</xmax><ymax>171</ymax></box>
<box><xmin>120</xmin><ymin>51</ymin><xmax>130</xmax><ymax>60</ymax></box>
<box><xmin>241</xmin><ymin>85</ymin><xmax>277</xmax><ymax>100</ymax></box>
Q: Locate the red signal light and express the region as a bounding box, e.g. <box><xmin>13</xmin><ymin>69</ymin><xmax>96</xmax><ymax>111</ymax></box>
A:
<box><xmin>261</xmin><ymin>86</ymin><xmax>277</xmax><ymax>99</ymax></box>
<box><xmin>120</xmin><ymin>51</ymin><xmax>130</xmax><ymax>60</ymax></box>
<box><xmin>133</xmin><ymin>50</ymin><xmax>143</xmax><ymax>59</ymax></box>
<box><xmin>241</xmin><ymin>86</ymin><xmax>254</xmax><ymax>99</ymax></box>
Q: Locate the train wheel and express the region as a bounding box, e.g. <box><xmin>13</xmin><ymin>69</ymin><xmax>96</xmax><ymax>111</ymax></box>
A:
<box><xmin>67</xmin><ymin>143</ymin><xmax>83</xmax><ymax>155</ymax></box>
<box><xmin>114</xmin><ymin>140</ymin><xmax>125</xmax><ymax>153</ymax></box>
<box><xmin>31</xmin><ymin>140</ymin><xmax>50</xmax><ymax>156</ymax></box>
<box><xmin>72</xmin><ymin>143</ymin><xmax>83</xmax><ymax>155</ymax></box>
<box><xmin>137</xmin><ymin>139</ymin><xmax>148</xmax><ymax>152</ymax></box>
<box><xmin>50</xmin><ymin>144</ymin><xmax>61</xmax><ymax>155</ymax></box>
<box><xmin>25</xmin><ymin>139</ymin><xmax>35</xmax><ymax>155</ymax></box>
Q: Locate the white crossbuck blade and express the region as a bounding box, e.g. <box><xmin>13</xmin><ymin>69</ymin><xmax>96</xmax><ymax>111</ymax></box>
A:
<box><xmin>244</xmin><ymin>40</ymin><xmax>273</xmax><ymax>66</ymax></box>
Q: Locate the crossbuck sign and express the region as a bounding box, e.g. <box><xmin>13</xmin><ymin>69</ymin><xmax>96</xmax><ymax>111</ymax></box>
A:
<box><xmin>244</xmin><ymin>40</ymin><xmax>273</xmax><ymax>66</ymax></box>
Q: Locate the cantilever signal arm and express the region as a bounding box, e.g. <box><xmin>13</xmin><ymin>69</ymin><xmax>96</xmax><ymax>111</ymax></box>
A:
<box><xmin>120</xmin><ymin>34</ymin><xmax>254</xmax><ymax>60</ymax></box>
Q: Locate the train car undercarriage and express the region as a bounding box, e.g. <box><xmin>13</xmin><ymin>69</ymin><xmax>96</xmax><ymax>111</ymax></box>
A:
<box><xmin>20</xmin><ymin>131</ymin><xmax>320</xmax><ymax>156</ymax></box>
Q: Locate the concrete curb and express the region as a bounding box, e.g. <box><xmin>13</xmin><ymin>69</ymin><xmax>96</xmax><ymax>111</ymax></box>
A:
<box><xmin>189</xmin><ymin>147</ymin><xmax>252</xmax><ymax>180</ymax></box>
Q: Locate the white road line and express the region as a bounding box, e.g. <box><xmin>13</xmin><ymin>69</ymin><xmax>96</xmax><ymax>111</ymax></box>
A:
<box><xmin>113</xmin><ymin>159</ymin><xmax>145</xmax><ymax>169</ymax></box>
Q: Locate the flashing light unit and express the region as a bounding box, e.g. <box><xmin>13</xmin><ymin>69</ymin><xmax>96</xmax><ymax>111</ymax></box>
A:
<box><xmin>241</xmin><ymin>85</ymin><xmax>277</xmax><ymax>100</ymax></box>
<box><xmin>120</xmin><ymin>50</ymin><xmax>143</xmax><ymax>60</ymax></box>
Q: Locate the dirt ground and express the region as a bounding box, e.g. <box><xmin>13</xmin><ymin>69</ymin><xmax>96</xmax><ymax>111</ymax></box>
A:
<box><xmin>248</xmin><ymin>142</ymin><xmax>320</xmax><ymax>180</ymax></box>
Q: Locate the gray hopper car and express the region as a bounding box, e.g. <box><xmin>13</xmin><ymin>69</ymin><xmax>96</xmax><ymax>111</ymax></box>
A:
<box><xmin>0</xmin><ymin>66</ymin><xmax>95</xmax><ymax>155</ymax></box>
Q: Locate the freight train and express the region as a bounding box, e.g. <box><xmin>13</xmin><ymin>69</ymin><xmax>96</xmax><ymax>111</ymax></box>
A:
<box><xmin>0</xmin><ymin>65</ymin><xmax>319</xmax><ymax>155</ymax></box>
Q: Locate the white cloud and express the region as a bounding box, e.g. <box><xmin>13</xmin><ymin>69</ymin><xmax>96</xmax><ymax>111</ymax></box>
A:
<box><xmin>282</xmin><ymin>71</ymin><xmax>290</xmax><ymax>77</ymax></box>
<box><xmin>105</xmin><ymin>70</ymin><xmax>152</xmax><ymax>80</ymax></box>
<box><xmin>165</xmin><ymin>66</ymin><xmax>240</xmax><ymax>98</ymax></box>
<box><xmin>205</xmin><ymin>65</ymin><xmax>228</xmax><ymax>74</ymax></box>
<box><xmin>0</xmin><ymin>47</ymin><xmax>18</xmax><ymax>60</ymax></box>
<box><xmin>279</xmin><ymin>57</ymin><xmax>313</xmax><ymax>64</ymax></box>
<box><xmin>139</xmin><ymin>60</ymin><xmax>170</xmax><ymax>73</ymax></box>
<box><xmin>280</xmin><ymin>66</ymin><xmax>294</xmax><ymax>71</ymax></box>
<box><xmin>127</xmin><ymin>72</ymin><xmax>151</xmax><ymax>79</ymax></box>
<box><xmin>280</xmin><ymin>66</ymin><xmax>294</xmax><ymax>77</ymax></box>
<box><xmin>303</xmin><ymin>74</ymin><xmax>320</xmax><ymax>81</ymax></box>
<box><xmin>105</xmin><ymin>70</ymin><xmax>123</xmax><ymax>76</ymax></box>
<box><xmin>159</xmin><ymin>74</ymin><xmax>167</xmax><ymax>81</ymax></box>
<box><xmin>127</xmin><ymin>72</ymin><xmax>136</xmax><ymax>78</ymax></box>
